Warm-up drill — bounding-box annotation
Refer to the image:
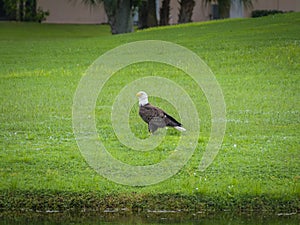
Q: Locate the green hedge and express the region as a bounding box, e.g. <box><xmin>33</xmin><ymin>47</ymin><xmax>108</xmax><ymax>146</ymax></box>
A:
<box><xmin>251</xmin><ymin>10</ymin><xmax>286</xmax><ymax>18</ymax></box>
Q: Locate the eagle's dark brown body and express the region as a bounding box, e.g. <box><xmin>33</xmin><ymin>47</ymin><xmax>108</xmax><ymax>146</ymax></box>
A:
<box><xmin>139</xmin><ymin>103</ymin><xmax>182</xmax><ymax>133</ymax></box>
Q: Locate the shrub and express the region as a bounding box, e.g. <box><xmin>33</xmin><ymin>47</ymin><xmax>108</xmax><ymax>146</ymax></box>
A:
<box><xmin>251</xmin><ymin>10</ymin><xmax>285</xmax><ymax>18</ymax></box>
<box><xmin>35</xmin><ymin>7</ymin><xmax>50</xmax><ymax>23</ymax></box>
<box><xmin>2</xmin><ymin>0</ymin><xmax>49</xmax><ymax>22</ymax></box>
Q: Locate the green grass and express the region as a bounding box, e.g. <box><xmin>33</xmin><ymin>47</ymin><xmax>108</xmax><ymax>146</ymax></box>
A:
<box><xmin>0</xmin><ymin>13</ymin><xmax>299</xmax><ymax>213</ymax></box>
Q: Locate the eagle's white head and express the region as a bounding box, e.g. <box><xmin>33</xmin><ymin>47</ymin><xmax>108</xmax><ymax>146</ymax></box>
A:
<box><xmin>136</xmin><ymin>91</ymin><xmax>149</xmax><ymax>106</ymax></box>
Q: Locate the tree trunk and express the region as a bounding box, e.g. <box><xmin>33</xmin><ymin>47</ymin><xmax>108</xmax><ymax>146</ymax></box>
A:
<box><xmin>146</xmin><ymin>0</ymin><xmax>157</xmax><ymax>27</ymax></box>
<box><xmin>104</xmin><ymin>0</ymin><xmax>133</xmax><ymax>34</ymax></box>
<box><xmin>178</xmin><ymin>0</ymin><xmax>195</xmax><ymax>24</ymax></box>
<box><xmin>138</xmin><ymin>0</ymin><xmax>157</xmax><ymax>29</ymax></box>
<box><xmin>138</xmin><ymin>0</ymin><xmax>148</xmax><ymax>29</ymax></box>
<box><xmin>16</xmin><ymin>0</ymin><xmax>20</xmax><ymax>21</ymax></box>
<box><xmin>159</xmin><ymin>0</ymin><xmax>170</xmax><ymax>26</ymax></box>
<box><xmin>218</xmin><ymin>0</ymin><xmax>230</xmax><ymax>18</ymax></box>
<box><xmin>22</xmin><ymin>0</ymin><xmax>26</xmax><ymax>21</ymax></box>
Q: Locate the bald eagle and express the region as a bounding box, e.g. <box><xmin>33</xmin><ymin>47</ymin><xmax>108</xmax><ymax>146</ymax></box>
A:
<box><xmin>136</xmin><ymin>91</ymin><xmax>186</xmax><ymax>133</ymax></box>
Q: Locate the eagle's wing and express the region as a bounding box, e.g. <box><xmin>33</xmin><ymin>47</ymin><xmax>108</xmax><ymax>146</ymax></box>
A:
<box><xmin>163</xmin><ymin>112</ymin><xmax>182</xmax><ymax>127</ymax></box>
<box><xmin>139</xmin><ymin>103</ymin><xmax>165</xmax><ymax>123</ymax></box>
<box><xmin>139</xmin><ymin>103</ymin><xmax>181</xmax><ymax>132</ymax></box>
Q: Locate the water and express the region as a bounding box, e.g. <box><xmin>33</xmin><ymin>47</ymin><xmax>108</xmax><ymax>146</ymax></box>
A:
<box><xmin>0</xmin><ymin>212</ymin><xmax>299</xmax><ymax>225</ymax></box>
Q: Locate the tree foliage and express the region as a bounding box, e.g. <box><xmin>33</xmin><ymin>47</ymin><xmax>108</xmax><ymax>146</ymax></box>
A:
<box><xmin>2</xmin><ymin>0</ymin><xmax>49</xmax><ymax>22</ymax></box>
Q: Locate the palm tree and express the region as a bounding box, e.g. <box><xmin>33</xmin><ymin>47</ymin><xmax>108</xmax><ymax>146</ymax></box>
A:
<box><xmin>159</xmin><ymin>0</ymin><xmax>170</xmax><ymax>26</ymax></box>
<box><xmin>82</xmin><ymin>0</ymin><xmax>160</xmax><ymax>32</ymax></box>
<box><xmin>178</xmin><ymin>0</ymin><xmax>195</xmax><ymax>24</ymax></box>
<box><xmin>178</xmin><ymin>0</ymin><xmax>196</xmax><ymax>23</ymax></box>
<box><xmin>138</xmin><ymin>0</ymin><xmax>158</xmax><ymax>29</ymax></box>
<box><xmin>205</xmin><ymin>0</ymin><xmax>253</xmax><ymax>19</ymax></box>
<box><xmin>80</xmin><ymin>0</ymin><xmax>137</xmax><ymax>34</ymax></box>
<box><xmin>176</xmin><ymin>0</ymin><xmax>253</xmax><ymax>24</ymax></box>
<box><xmin>146</xmin><ymin>0</ymin><xmax>158</xmax><ymax>27</ymax></box>
<box><xmin>138</xmin><ymin>0</ymin><xmax>148</xmax><ymax>29</ymax></box>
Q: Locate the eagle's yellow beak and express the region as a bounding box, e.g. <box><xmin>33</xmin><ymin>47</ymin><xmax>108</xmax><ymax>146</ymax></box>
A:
<box><xmin>136</xmin><ymin>92</ymin><xmax>141</xmax><ymax>97</ymax></box>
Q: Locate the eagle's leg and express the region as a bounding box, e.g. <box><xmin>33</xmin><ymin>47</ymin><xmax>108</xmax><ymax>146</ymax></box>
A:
<box><xmin>148</xmin><ymin>123</ymin><xmax>158</xmax><ymax>133</ymax></box>
<box><xmin>148</xmin><ymin>117</ymin><xmax>166</xmax><ymax>133</ymax></box>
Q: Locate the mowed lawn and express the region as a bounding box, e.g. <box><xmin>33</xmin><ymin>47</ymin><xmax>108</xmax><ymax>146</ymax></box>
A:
<box><xmin>0</xmin><ymin>13</ymin><xmax>299</xmax><ymax>212</ymax></box>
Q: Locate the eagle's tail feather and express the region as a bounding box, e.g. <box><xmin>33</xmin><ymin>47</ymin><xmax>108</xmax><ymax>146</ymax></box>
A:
<box><xmin>174</xmin><ymin>126</ymin><xmax>186</xmax><ymax>132</ymax></box>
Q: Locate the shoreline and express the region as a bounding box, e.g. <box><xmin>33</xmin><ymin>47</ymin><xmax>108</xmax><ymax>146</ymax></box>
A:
<box><xmin>1</xmin><ymin>210</ymin><xmax>299</xmax><ymax>225</ymax></box>
<box><xmin>1</xmin><ymin>190</ymin><xmax>299</xmax><ymax>214</ymax></box>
